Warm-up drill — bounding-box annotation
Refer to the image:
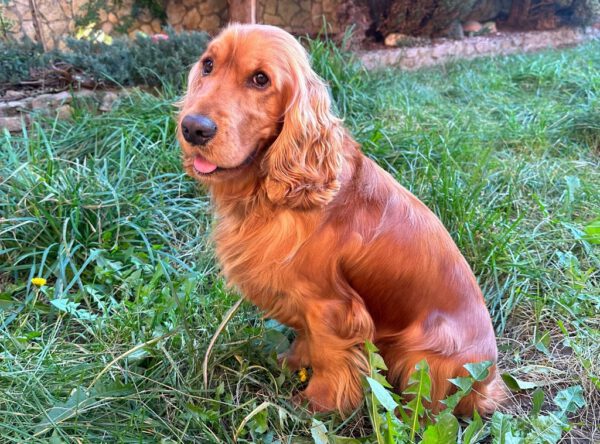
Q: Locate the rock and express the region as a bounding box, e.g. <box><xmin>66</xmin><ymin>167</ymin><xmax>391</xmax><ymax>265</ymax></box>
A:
<box><xmin>0</xmin><ymin>116</ymin><xmax>28</xmax><ymax>132</ymax></box>
<box><xmin>463</xmin><ymin>20</ymin><xmax>482</xmax><ymax>34</ymax></box>
<box><xmin>99</xmin><ymin>92</ymin><xmax>119</xmax><ymax>112</ymax></box>
<box><xmin>0</xmin><ymin>101</ymin><xmax>27</xmax><ymax>117</ymax></box>
<box><xmin>108</xmin><ymin>12</ymin><xmax>119</xmax><ymax>24</ymax></box>
<box><xmin>200</xmin><ymin>14</ymin><xmax>221</xmax><ymax>31</ymax></box>
<box><xmin>56</xmin><ymin>105</ymin><xmax>72</xmax><ymax>120</ymax></box>
<box><xmin>167</xmin><ymin>1</ymin><xmax>186</xmax><ymax>25</ymax></box>
<box><xmin>139</xmin><ymin>23</ymin><xmax>154</xmax><ymax>35</ymax></box>
<box><xmin>263</xmin><ymin>13</ymin><xmax>284</xmax><ymax>26</ymax></box>
<box><xmin>2</xmin><ymin>90</ymin><xmax>24</xmax><ymax>101</ymax></box>
<box><xmin>278</xmin><ymin>1</ymin><xmax>300</xmax><ymax>23</ymax></box>
<box><xmin>263</xmin><ymin>0</ymin><xmax>277</xmax><ymax>16</ymax></box>
<box><xmin>101</xmin><ymin>21</ymin><xmax>114</xmax><ymax>34</ymax></box>
<box><xmin>31</xmin><ymin>91</ymin><xmax>71</xmax><ymax>110</ymax></box>
<box><xmin>482</xmin><ymin>21</ymin><xmax>497</xmax><ymax>33</ymax></box>
<box><xmin>384</xmin><ymin>33</ymin><xmax>411</xmax><ymax>47</ymax></box>
<box><xmin>290</xmin><ymin>11</ymin><xmax>311</xmax><ymax>29</ymax></box>
<box><xmin>150</xmin><ymin>19</ymin><xmax>162</xmax><ymax>33</ymax></box>
<box><xmin>182</xmin><ymin>8</ymin><xmax>201</xmax><ymax>29</ymax></box>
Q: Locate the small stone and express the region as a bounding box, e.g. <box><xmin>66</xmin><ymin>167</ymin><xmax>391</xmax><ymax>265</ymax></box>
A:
<box><xmin>182</xmin><ymin>8</ymin><xmax>201</xmax><ymax>29</ymax></box>
<box><xmin>101</xmin><ymin>21</ymin><xmax>114</xmax><ymax>34</ymax></box>
<box><xmin>108</xmin><ymin>12</ymin><xmax>119</xmax><ymax>24</ymax></box>
<box><xmin>2</xmin><ymin>90</ymin><xmax>23</xmax><ymax>100</ymax></box>
<box><xmin>482</xmin><ymin>21</ymin><xmax>497</xmax><ymax>34</ymax></box>
<box><xmin>167</xmin><ymin>1</ymin><xmax>186</xmax><ymax>25</ymax></box>
<box><xmin>263</xmin><ymin>13</ymin><xmax>283</xmax><ymax>26</ymax></box>
<box><xmin>384</xmin><ymin>33</ymin><xmax>410</xmax><ymax>47</ymax></box>
<box><xmin>278</xmin><ymin>1</ymin><xmax>300</xmax><ymax>23</ymax></box>
<box><xmin>199</xmin><ymin>14</ymin><xmax>221</xmax><ymax>31</ymax></box>
<box><xmin>98</xmin><ymin>92</ymin><xmax>118</xmax><ymax>112</ymax></box>
<box><xmin>139</xmin><ymin>23</ymin><xmax>154</xmax><ymax>35</ymax></box>
<box><xmin>0</xmin><ymin>116</ymin><xmax>28</xmax><ymax>132</ymax></box>
<box><xmin>290</xmin><ymin>11</ymin><xmax>311</xmax><ymax>29</ymax></box>
<box><xmin>31</xmin><ymin>91</ymin><xmax>71</xmax><ymax>110</ymax></box>
<box><xmin>56</xmin><ymin>105</ymin><xmax>72</xmax><ymax>120</ymax></box>
<box><xmin>264</xmin><ymin>0</ymin><xmax>277</xmax><ymax>15</ymax></box>
<box><xmin>463</xmin><ymin>20</ymin><xmax>482</xmax><ymax>34</ymax></box>
<box><xmin>0</xmin><ymin>99</ymin><xmax>30</xmax><ymax>116</ymax></box>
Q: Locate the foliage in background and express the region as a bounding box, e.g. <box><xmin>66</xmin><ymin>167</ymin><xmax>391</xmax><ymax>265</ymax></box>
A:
<box><xmin>0</xmin><ymin>2</ymin><xmax>16</xmax><ymax>40</ymax></box>
<box><xmin>0</xmin><ymin>37</ymin><xmax>44</xmax><ymax>84</ymax></box>
<box><xmin>0</xmin><ymin>28</ymin><xmax>208</xmax><ymax>88</ymax></box>
<box><xmin>0</xmin><ymin>33</ymin><xmax>598</xmax><ymax>442</ymax></box>
<box><xmin>75</xmin><ymin>0</ymin><xmax>167</xmax><ymax>33</ymax></box>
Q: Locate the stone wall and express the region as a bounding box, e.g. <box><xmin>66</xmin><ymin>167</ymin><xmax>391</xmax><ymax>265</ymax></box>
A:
<box><xmin>359</xmin><ymin>27</ymin><xmax>600</xmax><ymax>70</ymax></box>
<box><xmin>3</xmin><ymin>0</ymin><xmax>85</xmax><ymax>49</ymax></box>
<box><xmin>3</xmin><ymin>0</ymin><xmax>344</xmax><ymax>49</ymax></box>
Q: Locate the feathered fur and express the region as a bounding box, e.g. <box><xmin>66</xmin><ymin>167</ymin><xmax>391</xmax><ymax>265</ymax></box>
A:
<box><xmin>178</xmin><ymin>23</ymin><xmax>506</xmax><ymax>414</ymax></box>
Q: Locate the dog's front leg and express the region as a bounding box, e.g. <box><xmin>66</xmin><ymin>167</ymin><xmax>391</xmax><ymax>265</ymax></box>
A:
<box><xmin>298</xmin><ymin>297</ymin><xmax>374</xmax><ymax>413</ymax></box>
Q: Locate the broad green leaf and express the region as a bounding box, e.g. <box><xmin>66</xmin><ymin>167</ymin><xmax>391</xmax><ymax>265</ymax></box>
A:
<box><xmin>462</xmin><ymin>410</ymin><xmax>487</xmax><ymax>444</ymax></box>
<box><xmin>531</xmin><ymin>388</ymin><xmax>544</xmax><ymax>416</ymax></box>
<box><xmin>421</xmin><ymin>412</ymin><xmax>459</xmax><ymax>444</ymax></box>
<box><xmin>50</xmin><ymin>298</ymin><xmax>80</xmax><ymax>314</ymax></box>
<box><xmin>449</xmin><ymin>376</ymin><xmax>474</xmax><ymax>392</ymax></box>
<box><xmin>251</xmin><ymin>408</ymin><xmax>269</xmax><ymax>434</ymax></box>
<box><xmin>501</xmin><ymin>373</ymin><xmax>542</xmax><ymax>392</ymax></box>
<box><xmin>553</xmin><ymin>385</ymin><xmax>585</xmax><ymax>416</ymax></box>
<box><xmin>490</xmin><ymin>411</ymin><xmax>521</xmax><ymax>444</ymax></box>
<box><xmin>35</xmin><ymin>387</ymin><xmax>95</xmax><ymax>434</ymax></box>
<box><xmin>262</xmin><ymin>329</ymin><xmax>290</xmax><ymax>354</ymax></box>
<box><xmin>366</xmin><ymin>376</ymin><xmax>398</xmax><ymax>412</ymax></box>
<box><xmin>365</xmin><ymin>340</ymin><xmax>379</xmax><ymax>354</ymax></box>
<box><xmin>527</xmin><ymin>414</ymin><xmax>564</xmax><ymax>444</ymax></box>
<box><xmin>534</xmin><ymin>331</ymin><xmax>551</xmax><ymax>356</ymax></box>
<box><xmin>311</xmin><ymin>419</ymin><xmax>330</xmax><ymax>444</ymax></box>
<box><xmin>583</xmin><ymin>218</ymin><xmax>600</xmax><ymax>244</ymax></box>
<box><xmin>404</xmin><ymin>360</ymin><xmax>432</xmax><ymax>443</ymax></box>
<box><xmin>442</xmin><ymin>390</ymin><xmax>465</xmax><ymax>411</ymax></box>
<box><xmin>371</xmin><ymin>352</ymin><xmax>388</xmax><ymax>371</ymax></box>
<box><xmin>464</xmin><ymin>361</ymin><xmax>493</xmax><ymax>381</ymax></box>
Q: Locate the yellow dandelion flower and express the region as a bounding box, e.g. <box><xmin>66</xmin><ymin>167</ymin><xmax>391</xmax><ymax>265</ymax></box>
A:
<box><xmin>298</xmin><ymin>368</ymin><xmax>309</xmax><ymax>383</ymax></box>
<box><xmin>31</xmin><ymin>277</ymin><xmax>47</xmax><ymax>287</ymax></box>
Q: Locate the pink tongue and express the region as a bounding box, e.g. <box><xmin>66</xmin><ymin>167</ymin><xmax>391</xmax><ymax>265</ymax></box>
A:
<box><xmin>193</xmin><ymin>155</ymin><xmax>218</xmax><ymax>174</ymax></box>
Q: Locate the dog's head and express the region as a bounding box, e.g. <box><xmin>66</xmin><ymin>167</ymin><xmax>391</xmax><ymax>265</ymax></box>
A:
<box><xmin>178</xmin><ymin>24</ymin><xmax>343</xmax><ymax>208</ymax></box>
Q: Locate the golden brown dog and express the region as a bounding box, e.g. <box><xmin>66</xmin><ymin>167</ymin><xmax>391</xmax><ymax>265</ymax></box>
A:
<box><xmin>178</xmin><ymin>23</ymin><xmax>505</xmax><ymax>415</ymax></box>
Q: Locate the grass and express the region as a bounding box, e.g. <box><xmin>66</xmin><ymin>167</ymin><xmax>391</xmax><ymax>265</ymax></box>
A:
<box><xmin>1</xmin><ymin>37</ymin><xmax>599</xmax><ymax>442</ymax></box>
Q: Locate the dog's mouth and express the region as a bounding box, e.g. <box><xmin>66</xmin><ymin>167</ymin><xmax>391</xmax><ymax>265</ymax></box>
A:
<box><xmin>191</xmin><ymin>151</ymin><xmax>257</xmax><ymax>177</ymax></box>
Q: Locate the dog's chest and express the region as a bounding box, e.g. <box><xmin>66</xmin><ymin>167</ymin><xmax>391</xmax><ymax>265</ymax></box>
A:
<box><xmin>213</xmin><ymin>209</ymin><xmax>313</xmax><ymax>300</ymax></box>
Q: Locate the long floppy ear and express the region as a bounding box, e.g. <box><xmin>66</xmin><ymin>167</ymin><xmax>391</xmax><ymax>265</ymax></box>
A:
<box><xmin>262</xmin><ymin>65</ymin><xmax>344</xmax><ymax>209</ymax></box>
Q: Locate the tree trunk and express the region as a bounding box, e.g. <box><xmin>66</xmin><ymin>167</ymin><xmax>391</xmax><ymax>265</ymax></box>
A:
<box><xmin>228</xmin><ymin>0</ymin><xmax>256</xmax><ymax>24</ymax></box>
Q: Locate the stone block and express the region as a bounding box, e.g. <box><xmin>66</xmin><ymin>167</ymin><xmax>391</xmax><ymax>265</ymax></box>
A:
<box><xmin>167</xmin><ymin>1</ymin><xmax>186</xmax><ymax>25</ymax></box>
<box><xmin>0</xmin><ymin>115</ymin><xmax>29</xmax><ymax>132</ymax></box>
<box><xmin>183</xmin><ymin>8</ymin><xmax>201</xmax><ymax>29</ymax></box>
<box><xmin>31</xmin><ymin>91</ymin><xmax>72</xmax><ymax>110</ymax></box>
<box><xmin>278</xmin><ymin>1</ymin><xmax>300</xmax><ymax>23</ymax></box>
<box><xmin>200</xmin><ymin>14</ymin><xmax>221</xmax><ymax>30</ymax></box>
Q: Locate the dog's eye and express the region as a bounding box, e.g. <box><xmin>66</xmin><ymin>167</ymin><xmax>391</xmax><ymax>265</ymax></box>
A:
<box><xmin>251</xmin><ymin>72</ymin><xmax>269</xmax><ymax>88</ymax></box>
<box><xmin>202</xmin><ymin>58</ymin><xmax>213</xmax><ymax>76</ymax></box>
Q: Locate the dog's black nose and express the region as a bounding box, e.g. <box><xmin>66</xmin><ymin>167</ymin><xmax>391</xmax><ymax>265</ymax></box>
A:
<box><xmin>181</xmin><ymin>114</ymin><xmax>217</xmax><ymax>146</ymax></box>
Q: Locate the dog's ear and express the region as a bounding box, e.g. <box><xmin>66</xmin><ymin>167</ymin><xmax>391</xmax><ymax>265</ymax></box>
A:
<box><xmin>262</xmin><ymin>68</ymin><xmax>343</xmax><ymax>209</ymax></box>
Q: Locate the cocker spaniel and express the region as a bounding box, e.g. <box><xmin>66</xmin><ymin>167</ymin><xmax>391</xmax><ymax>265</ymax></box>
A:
<box><xmin>178</xmin><ymin>24</ymin><xmax>505</xmax><ymax>415</ymax></box>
